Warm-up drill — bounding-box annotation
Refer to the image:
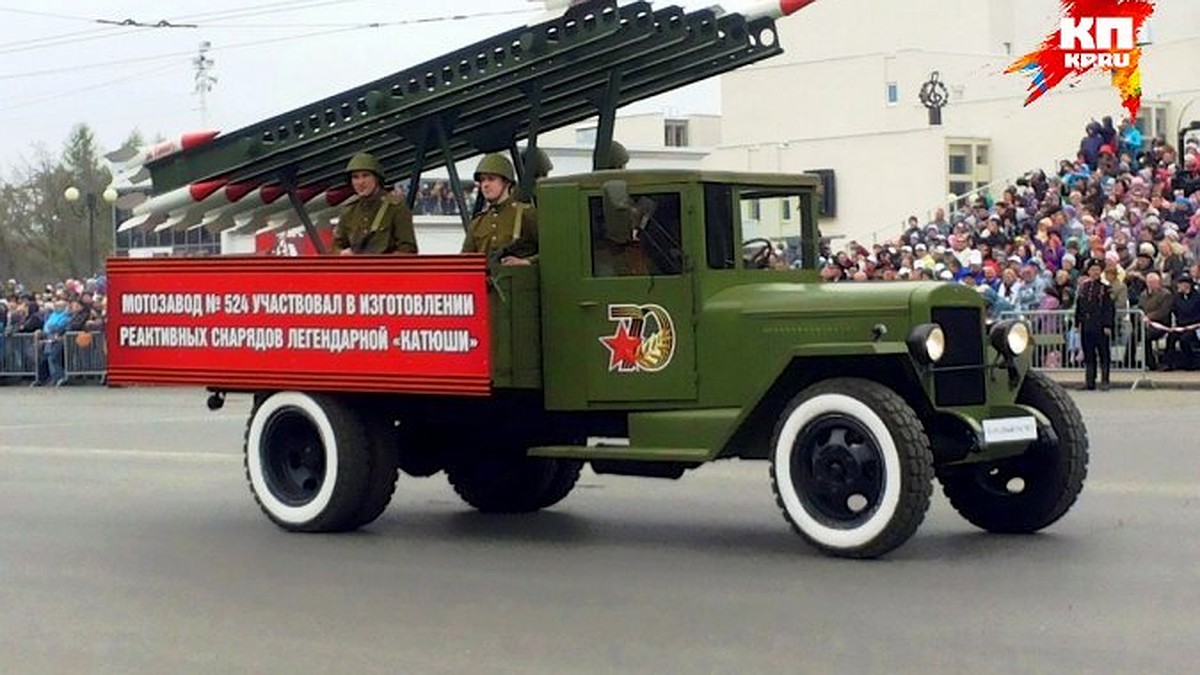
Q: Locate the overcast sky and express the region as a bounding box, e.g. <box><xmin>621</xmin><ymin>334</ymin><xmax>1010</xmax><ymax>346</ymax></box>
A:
<box><xmin>0</xmin><ymin>0</ymin><xmax>724</xmax><ymax>172</ymax></box>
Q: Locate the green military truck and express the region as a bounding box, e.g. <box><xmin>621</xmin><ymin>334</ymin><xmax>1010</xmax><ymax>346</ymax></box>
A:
<box><xmin>108</xmin><ymin>0</ymin><xmax>1087</xmax><ymax>558</ymax></box>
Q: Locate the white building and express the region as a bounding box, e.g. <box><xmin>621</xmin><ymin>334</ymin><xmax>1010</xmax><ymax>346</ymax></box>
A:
<box><xmin>708</xmin><ymin>0</ymin><xmax>1200</xmax><ymax>246</ymax></box>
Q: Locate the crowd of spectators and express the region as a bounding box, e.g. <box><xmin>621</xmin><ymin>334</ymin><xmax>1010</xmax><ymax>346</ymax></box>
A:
<box><xmin>809</xmin><ymin>115</ymin><xmax>1200</xmax><ymax>369</ymax></box>
<box><xmin>2</xmin><ymin>276</ymin><xmax>107</xmax><ymax>386</ymax></box>
<box><xmin>411</xmin><ymin>179</ymin><xmax>479</xmax><ymax>216</ymax></box>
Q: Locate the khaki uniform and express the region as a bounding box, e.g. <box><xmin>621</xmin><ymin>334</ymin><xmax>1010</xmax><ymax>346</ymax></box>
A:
<box><xmin>462</xmin><ymin>198</ymin><xmax>538</xmax><ymax>259</ymax></box>
<box><xmin>334</xmin><ymin>192</ymin><xmax>417</xmax><ymax>254</ymax></box>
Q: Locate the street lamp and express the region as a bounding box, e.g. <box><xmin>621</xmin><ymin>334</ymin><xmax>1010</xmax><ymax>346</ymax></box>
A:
<box><xmin>64</xmin><ymin>185</ymin><xmax>118</xmax><ymax>274</ymax></box>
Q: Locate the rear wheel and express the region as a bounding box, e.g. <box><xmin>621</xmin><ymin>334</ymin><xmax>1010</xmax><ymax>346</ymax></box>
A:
<box><xmin>347</xmin><ymin>418</ymin><xmax>400</xmax><ymax>529</ymax></box>
<box><xmin>937</xmin><ymin>371</ymin><xmax>1088</xmax><ymax>533</ymax></box>
<box><xmin>243</xmin><ymin>392</ymin><xmax>370</xmax><ymax>532</ymax></box>
<box><xmin>447</xmin><ymin>452</ymin><xmax>583</xmax><ymax>513</ymax></box>
<box><xmin>770</xmin><ymin>378</ymin><xmax>933</xmax><ymax>558</ymax></box>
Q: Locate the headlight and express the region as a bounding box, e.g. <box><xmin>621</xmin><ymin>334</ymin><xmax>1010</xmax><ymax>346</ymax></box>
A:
<box><xmin>907</xmin><ymin>323</ymin><xmax>945</xmax><ymax>365</ymax></box>
<box><xmin>990</xmin><ymin>319</ymin><xmax>1031</xmax><ymax>357</ymax></box>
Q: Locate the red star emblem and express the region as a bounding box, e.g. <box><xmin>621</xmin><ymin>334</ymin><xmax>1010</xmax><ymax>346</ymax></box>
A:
<box><xmin>599</xmin><ymin>322</ymin><xmax>641</xmax><ymax>372</ymax></box>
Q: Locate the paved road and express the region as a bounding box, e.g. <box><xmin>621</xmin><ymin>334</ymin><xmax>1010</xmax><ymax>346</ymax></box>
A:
<box><xmin>1</xmin><ymin>387</ymin><xmax>1197</xmax><ymax>675</ymax></box>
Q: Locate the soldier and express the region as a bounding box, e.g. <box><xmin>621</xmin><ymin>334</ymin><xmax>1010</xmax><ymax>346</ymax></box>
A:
<box><xmin>1074</xmin><ymin>257</ymin><xmax>1115</xmax><ymax>390</ymax></box>
<box><xmin>334</xmin><ymin>152</ymin><xmax>418</xmax><ymax>255</ymax></box>
<box><xmin>462</xmin><ymin>153</ymin><xmax>538</xmax><ymax>266</ymax></box>
<box><xmin>597</xmin><ymin>140</ymin><xmax>629</xmax><ymax>170</ymax></box>
<box><xmin>519</xmin><ymin>146</ymin><xmax>554</xmax><ymax>180</ymax></box>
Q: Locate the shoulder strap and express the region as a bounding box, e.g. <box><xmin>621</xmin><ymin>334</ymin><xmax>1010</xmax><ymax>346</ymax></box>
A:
<box><xmin>512</xmin><ymin>202</ymin><xmax>526</xmax><ymax>241</ymax></box>
<box><xmin>369</xmin><ymin>201</ymin><xmax>391</xmax><ymax>232</ymax></box>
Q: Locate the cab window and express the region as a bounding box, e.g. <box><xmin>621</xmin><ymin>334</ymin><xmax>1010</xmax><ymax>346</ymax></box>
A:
<box><xmin>588</xmin><ymin>190</ymin><xmax>683</xmax><ymax>278</ymax></box>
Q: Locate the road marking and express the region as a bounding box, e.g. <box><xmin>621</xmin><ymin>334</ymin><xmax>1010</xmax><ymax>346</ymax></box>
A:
<box><xmin>0</xmin><ymin>414</ymin><xmax>240</xmax><ymax>432</ymax></box>
<box><xmin>0</xmin><ymin>445</ymin><xmax>239</xmax><ymax>462</ymax></box>
<box><xmin>1085</xmin><ymin>480</ymin><xmax>1200</xmax><ymax>499</ymax></box>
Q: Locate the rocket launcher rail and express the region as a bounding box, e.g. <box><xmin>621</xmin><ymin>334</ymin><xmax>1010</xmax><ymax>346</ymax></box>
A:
<box><xmin>145</xmin><ymin>0</ymin><xmax>790</xmax><ymax>198</ymax></box>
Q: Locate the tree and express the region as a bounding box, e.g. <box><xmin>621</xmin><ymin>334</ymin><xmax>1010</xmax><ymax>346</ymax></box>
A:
<box><xmin>60</xmin><ymin>124</ymin><xmax>113</xmax><ymax>277</ymax></box>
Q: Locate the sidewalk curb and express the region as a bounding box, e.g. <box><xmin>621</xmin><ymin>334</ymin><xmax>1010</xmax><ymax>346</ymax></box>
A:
<box><xmin>1047</xmin><ymin>374</ymin><xmax>1200</xmax><ymax>391</ymax></box>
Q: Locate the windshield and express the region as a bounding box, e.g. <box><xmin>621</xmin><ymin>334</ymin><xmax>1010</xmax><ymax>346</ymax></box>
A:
<box><xmin>703</xmin><ymin>183</ymin><xmax>819</xmax><ymax>271</ymax></box>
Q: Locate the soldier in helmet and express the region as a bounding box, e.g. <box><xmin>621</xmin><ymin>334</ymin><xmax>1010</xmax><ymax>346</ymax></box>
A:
<box><xmin>597</xmin><ymin>140</ymin><xmax>629</xmax><ymax>170</ymax></box>
<box><xmin>462</xmin><ymin>153</ymin><xmax>538</xmax><ymax>265</ymax></box>
<box><xmin>334</xmin><ymin>152</ymin><xmax>418</xmax><ymax>255</ymax></box>
<box><xmin>519</xmin><ymin>146</ymin><xmax>554</xmax><ymax>180</ymax></box>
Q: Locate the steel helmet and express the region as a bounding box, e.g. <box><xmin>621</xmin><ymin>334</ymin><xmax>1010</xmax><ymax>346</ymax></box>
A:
<box><xmin>520</xmin><ymin>147</ymin><xmax>554</xmax><ymax>179</ymax></box>
<box><xmin>598</xmin><ymin>140</ymin><xmax>629</xmax><ymax>170</ymax></box>
<box><xmin>345</xmin><ymin>152</ymin><xmax>385</xmax><ymax>183</ymax></box>
<box><xmin>474</xmin><ymin>153</ymin><xmax>515</xmax><ymax>183</ymax></box>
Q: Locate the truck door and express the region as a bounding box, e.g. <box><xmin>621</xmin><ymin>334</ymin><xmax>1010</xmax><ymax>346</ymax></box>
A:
<box><xmin>572</xmin><ymin>187</ymin><xmax>697</xmax><ymax>403</ymax></box>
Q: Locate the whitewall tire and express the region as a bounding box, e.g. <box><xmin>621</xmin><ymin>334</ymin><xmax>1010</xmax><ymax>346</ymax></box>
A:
<box><xmin>770</xmin><ymin>378</ymin><xmax>933</xmax><ymax>558</ymax></box>
<box><xmin>244</xmin><ymin>392</ymin><xmax>370</xmax><ymax>532</ymax></box>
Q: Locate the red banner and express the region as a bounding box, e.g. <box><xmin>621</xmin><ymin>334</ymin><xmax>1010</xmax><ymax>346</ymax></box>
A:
<box><xmin>106</xmin><ymin>256</ymin><xmax>491</xmax><ymax>395</ymax></box>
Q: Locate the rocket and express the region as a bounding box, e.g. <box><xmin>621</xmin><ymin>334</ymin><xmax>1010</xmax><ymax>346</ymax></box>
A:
<box><xmin>197</xmin><ymin>184</ymin><xmax>287</xmax><ymax>232</ymax></box>
<box><xmin>119</xmin><ymin>178</ymin><xmax>226</xmax><ymax>233</ymax></box>
<box><xmin>240</xmin><ymin>185</ymin><xmax>354</xmax><ymax>236</ymax></box>
<box><xmin>741</xmin><ymin>0</ymin><xmax>818</xmax><ymax>20</ymax></box>
<box><xmin>230</xmin><ymin>184</ymin><xmax>329</xmax><ymax>233</ymax></box>
<box><xmin>105</xmin><ymin>131</ymin><xmax>219</xmax><ymax>166</ymax></box>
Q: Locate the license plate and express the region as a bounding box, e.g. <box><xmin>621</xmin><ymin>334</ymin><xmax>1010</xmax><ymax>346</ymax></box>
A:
<box><xmin>982</xmin><ymin>416</ymin><xmax>1038</xmax><ymax>444</ymax></box>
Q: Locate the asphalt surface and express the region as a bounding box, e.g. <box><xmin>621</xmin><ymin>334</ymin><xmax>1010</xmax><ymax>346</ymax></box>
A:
<box><xmin>1</xmin><ymin>386</ymin><xmax>1197</xmax><ymax>675</ymax></box>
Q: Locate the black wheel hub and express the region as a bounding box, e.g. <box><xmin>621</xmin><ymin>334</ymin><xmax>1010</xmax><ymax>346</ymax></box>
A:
<box><xmin>791</xmin><ymin>416</ymin><xmax>884</xmax><ymax>528</ymax></box>
<box><xmin>261</xmin><ymin>407</ymin><xmax>326</xmax><ymax>506</ymax></box>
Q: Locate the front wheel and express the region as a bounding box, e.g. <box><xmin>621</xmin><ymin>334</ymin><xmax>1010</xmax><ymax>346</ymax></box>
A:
<box><xmin>770</xmin><ymin>378</ymin><xmax>933</xmax><ymax>558</ymax></box>
<box><xmin>937</xmin><ymin>371</ymin><xmax>1089</xmax><ymax>533</ymax></box>
<box><xmin>243</xmin><ymin>392</ymin><xmax>370</xmax><ymax>532</ymax></box>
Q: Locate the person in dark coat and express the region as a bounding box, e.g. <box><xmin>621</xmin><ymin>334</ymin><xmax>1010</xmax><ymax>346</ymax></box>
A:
<box><xmin>1165</xmin><ymin>274</ymin><xmax>1200</xmax><ymax>370</ymax></box>
<box><xmin>1074</xmin><ymin>258</ymin><xmax>1115</xmax><ymax>390</ymax></box>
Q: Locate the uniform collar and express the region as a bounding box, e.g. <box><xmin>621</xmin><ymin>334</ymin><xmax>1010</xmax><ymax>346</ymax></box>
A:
<box><xmin>358</xmin><ymin>190</ymin><xmax>384</xmax><ymax>207</ymax></box>
<box><xmin>487</xmin><ymin>195</ymin><xmax>513</xmax><ymax>212</ymax></box>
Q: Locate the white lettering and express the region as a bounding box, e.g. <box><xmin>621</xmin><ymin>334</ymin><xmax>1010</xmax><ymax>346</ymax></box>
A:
<box><xmin>1060</xmin><ymin>17</ymin><xmax>1095</xmax><ymax>51</ymax></box>
<box><xmin>356</xmin><ymin>293</ymin><xmax>475</xmax><ymax>317</ymax></box>
<box><xmin>1095</xmin><ymin>17</ymin><xmax>1134</xmax><ymax>50</ymax></box>
<box><xmin>1060</xmin><ymin>17</ymin><xmax>1135</xmax><ymax>52</ymax></box>
<box><xmin>117</xmin><ymin>325</ymin><xmax>209</xmax><ymax>348</ymax></box>
<box><xmin>1064</xmin><ymin>52</ymin><xmax>1130</xmax><ymax>69</ymax></box>
<box><xmin>251</xmin><ymin>293</ymin><xmax>344</xmax><ymax>316</ymax></box>
<box><xmin>285</xmin><ymin>326</ymin><xmax>390</xmax><ymax>353</ymax></box>
<box><xmin>209</xmin><ymin>327</ymin><xmax>285</xmax><ymax>351</ymax></box>
<box><xmin>120</xmin><ymin>293</ymin><xmax>206</xmax><ymax>317</ymax></box>
<box><xmin>396</xmin><ymin>329</ymin><xmax>476</xmax><ymax>353</ymax></box>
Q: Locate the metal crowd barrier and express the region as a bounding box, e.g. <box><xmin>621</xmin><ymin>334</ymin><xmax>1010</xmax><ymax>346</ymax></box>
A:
<box><xmin>1</xmin><ymin>333</ymin><xmax>39</xmax><ymax>378</ymax></box>
<box><xmin>64</xmin><ymin>331</ymin><xmax>107</xmax><ymax>380</ymax></box>
<box><xmin>999</xmin><ymin>308</ymin><xmax>1152</xmax><ymax>388</ymax></box>
<box><xmin>0</xmin><ymin>331</ymin><xmax>106</xmax><ymax>383</ymax></box>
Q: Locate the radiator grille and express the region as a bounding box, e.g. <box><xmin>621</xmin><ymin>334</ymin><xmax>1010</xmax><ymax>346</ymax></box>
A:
<box><xmin>931</xmin><ymin>307</ymin><xmax>985</xmax><ymax>406</ymax></box>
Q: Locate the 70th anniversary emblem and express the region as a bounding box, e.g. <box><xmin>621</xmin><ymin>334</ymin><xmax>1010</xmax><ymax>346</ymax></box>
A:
<box><xmin>598</xmin><ymin>303</ymin><xmax>677</xmax><ymax>373</ymax></box>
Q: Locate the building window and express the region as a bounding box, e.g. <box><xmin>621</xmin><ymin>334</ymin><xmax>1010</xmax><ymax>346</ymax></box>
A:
<box><xmin>946</xmin><ymin>139</ymin><xmax>991</xmax><ymax>206</ymax></box>
<box><xmin>886</xmin><ymin>82</ymin><xmax>898</xmax><ymax>106</ymax></box>
<box><xmin>1135</xmin><ymin>104</ymin><xmax>1168</xmax><ymax>141</ymax></box>
<box><xmin>948</xmin><ymin>145</ymin><xmax>970</xmax><ymax>175</ymax></box>
<box><xmin>749</xmin><ymin>199</ymin><xmax>761</xmax><ymax>221</ymax></box>
<box><xmin>664</xmin><ymin>119</ymin><xmax>689</xmax><ymax>147</ymax></box>
<box><xmin>781</xmin><ymin>198</ymin><xmax>792</xmax><ymax>221</ymax></box>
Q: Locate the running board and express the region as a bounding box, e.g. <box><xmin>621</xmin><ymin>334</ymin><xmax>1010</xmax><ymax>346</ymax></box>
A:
<box><xmin>527</xmin><ymin>445</ymin><xmax>711</xmax><ymax>462</ymax></box>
